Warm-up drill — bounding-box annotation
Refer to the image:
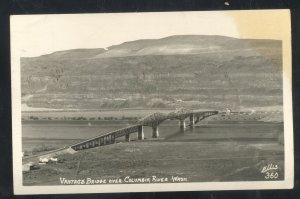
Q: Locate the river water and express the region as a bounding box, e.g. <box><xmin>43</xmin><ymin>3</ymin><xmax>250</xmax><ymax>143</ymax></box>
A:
<box><xmin>22</xmin><ymin>120</ymin><xmax>283</xmax><ymax>152</ymax></box>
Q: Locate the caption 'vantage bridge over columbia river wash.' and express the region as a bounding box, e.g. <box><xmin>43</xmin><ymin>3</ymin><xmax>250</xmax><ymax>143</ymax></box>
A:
<box><xmin>69</xmin><ymin>108</ymin><xmax>218</xmax><ymax>151</ymax></box>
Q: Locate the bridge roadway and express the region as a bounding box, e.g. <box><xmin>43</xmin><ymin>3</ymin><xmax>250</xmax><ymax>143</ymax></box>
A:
<box><xmin>69</xmin><ymin>108</ymin><xmax>218</xmax><ymax>151</ymax></box>
<box><xmin>23</xmin><ymin>109</ymin><xmax>219</xmax><ymax>161</ymax></box>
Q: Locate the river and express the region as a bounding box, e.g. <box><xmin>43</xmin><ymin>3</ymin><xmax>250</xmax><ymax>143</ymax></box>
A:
<box><xmin>21</xmin><ymin>120</ymin><xmax>283</xmax><ymax>152</ymax></box>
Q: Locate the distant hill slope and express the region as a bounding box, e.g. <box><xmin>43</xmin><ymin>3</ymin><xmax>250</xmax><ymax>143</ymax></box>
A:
<box><xmin>21</xmin><ymin>35</ymin><xmax>283</xmax><ymax>110</ymax></box>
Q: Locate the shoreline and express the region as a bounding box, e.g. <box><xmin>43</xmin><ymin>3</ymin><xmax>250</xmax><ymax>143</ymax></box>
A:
<box><xmin>21</xmin><ymin>111</ymin><xmax>283</xmax><ymax>123</ymax></box>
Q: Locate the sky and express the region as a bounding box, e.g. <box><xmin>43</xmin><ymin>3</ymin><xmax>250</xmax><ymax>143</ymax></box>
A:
<box><xmin>10</xmin><ymin>10</ymin><xmax>290</xmax><ymax>57</ymax></box>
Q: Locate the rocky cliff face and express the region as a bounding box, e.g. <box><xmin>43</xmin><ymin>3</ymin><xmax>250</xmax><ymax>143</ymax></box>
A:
<box><xmin>21</xmin><ymin>35</ymin><xmax>282</xmax><ymax>110</ymax></box>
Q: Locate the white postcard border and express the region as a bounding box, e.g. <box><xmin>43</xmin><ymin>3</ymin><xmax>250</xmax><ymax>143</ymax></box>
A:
<box><xmin>10</xmin><ymin>10</ymin><xmax>294</xmax><ymax>195</ymax></box>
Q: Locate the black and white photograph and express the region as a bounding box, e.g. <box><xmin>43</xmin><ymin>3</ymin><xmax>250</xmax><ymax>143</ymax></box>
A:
<box><xmin>10</xmin><ymin>10</ymin><xmax>293</xmax><ymax>194</ymax></box>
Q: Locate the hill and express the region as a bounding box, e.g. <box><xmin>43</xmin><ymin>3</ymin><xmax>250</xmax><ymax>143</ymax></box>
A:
<box><xmin>21</xmin><ymin>35</ymin><xmax>283</xmax><ymax>110</ymax></box>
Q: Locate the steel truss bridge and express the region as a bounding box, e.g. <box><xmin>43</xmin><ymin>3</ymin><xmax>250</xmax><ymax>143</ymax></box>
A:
<box><xmin>69</xmin><ymin>108</ymin><xmax>218</xmax><ymax>151</ymax></box>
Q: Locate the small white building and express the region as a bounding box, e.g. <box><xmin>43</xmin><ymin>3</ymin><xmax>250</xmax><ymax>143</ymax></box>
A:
<box><xmin>39</xmin><ymin>157</ymin><xmax>49</xmax><ymax>163</ymax></box>
<box><xmin>22</xmin><ymin>162</ymin><xmax>35</xmax><ymax>172</ymax></box>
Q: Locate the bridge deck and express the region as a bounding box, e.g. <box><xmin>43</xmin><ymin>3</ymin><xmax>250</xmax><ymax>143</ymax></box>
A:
<box><xmin>23</xmin><ymin>109</ymin><xmax>219</xmax><ymax>161</ymax></box>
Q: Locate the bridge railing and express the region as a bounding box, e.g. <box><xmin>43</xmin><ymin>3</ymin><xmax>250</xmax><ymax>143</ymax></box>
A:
<box><xmin>23</xmin><ymin>109</ymin><xmax>220</xmax><ymax>159</ymax></box>
<box><xmin>140</xmin><ymin>110</ymin><xmax>219</xmax><ymax>124</ymax></box>
<box><xmin>66</xmin><ymin>110</ymin><xmax>219</xmax><ymax>150</ymax></box>
<box><xmin>68</xmin><ymin>124</ymin><xmax>141</xmax><ymax>150</ymax></box>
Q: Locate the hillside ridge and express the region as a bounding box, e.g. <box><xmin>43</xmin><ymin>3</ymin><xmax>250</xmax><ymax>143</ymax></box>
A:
<box><xmin>21</xmin><ymin>35</ymin><xmax>283</xmax><ymax>110</ymax></box>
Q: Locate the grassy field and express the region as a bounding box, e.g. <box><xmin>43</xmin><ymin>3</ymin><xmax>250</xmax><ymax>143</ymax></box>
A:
<box><xmin>23</xmin><ymin>140</ymin><xmax>284</xmax><ymax>185</ymax></box>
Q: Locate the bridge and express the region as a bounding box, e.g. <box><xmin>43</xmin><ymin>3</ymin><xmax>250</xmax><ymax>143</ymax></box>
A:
<box><xmin>23</xmin><ymin>108</ymin><xmax>219</xmax><ymax>162</ymax></box>
<box><xmin>69</xmin><ymin>108</ymin><xmax>218</xmax><ymax>151</ymax></box>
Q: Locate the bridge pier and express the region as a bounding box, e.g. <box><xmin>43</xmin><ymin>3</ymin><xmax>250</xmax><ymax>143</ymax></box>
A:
<box><xmin>137</xmin><ymin>125</ymin><xmax>144</xmax><ymax>140</ymax></box>
<box><xmin>106</xmin><ymin>136</ymin><xmax>111</xmax><ymax>144</ymax></box>
<box><xmin>189</xmin><ymin>114</ymin><xmax>195</xmax><ymax>128</ymax></box>
<box><xmin>125</xmin><ymin>133</ymin><xmax>130</xmax><ymax>142</ymax></box>
<box><xmin>94</xmin><ymin>140</ymin><xmax>98</xmax><ymax>147</ymax></box>
<box><xmin>179</xmin><ymin>119</ymin><xmax>186</xmax><ymax>130</ymax></box>
<box><xmin>111</xmin><ymin>134</ymin><xmax>115</xmax><ymax>144</ymax></box>
<box><xmin>195</xmin><ymin>116</ymin><xmax>200</xmax><ymax>123</ymax></box>
<box><xmin>152</xmin><ymin>126</ymin><xmax>159</xmax><ymax>138</ymax></box>
<box><xmin>91</xmin><ymin>141</ymin><xmax>95</xmax><ymax>147</ymax></box>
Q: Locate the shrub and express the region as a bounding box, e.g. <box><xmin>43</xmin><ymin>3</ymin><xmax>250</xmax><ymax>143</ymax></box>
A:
<box><xmin>29</xmin><ymin>116</ymin><xmax>39</xmax><ymax>120</ymax></box>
